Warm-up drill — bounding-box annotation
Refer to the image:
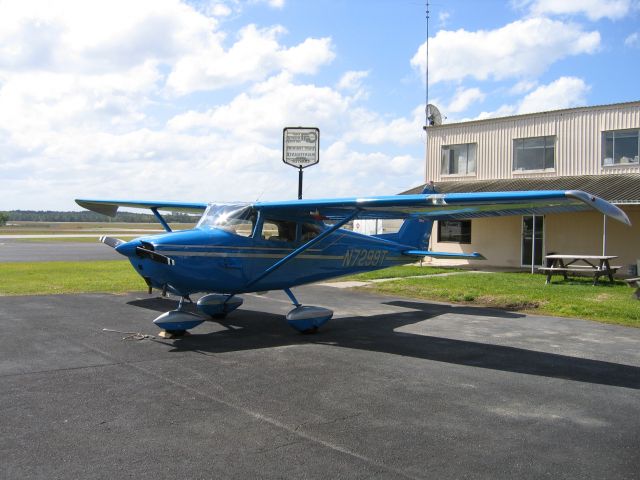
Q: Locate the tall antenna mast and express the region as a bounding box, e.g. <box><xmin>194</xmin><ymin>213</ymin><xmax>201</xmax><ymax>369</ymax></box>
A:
<box><xmin>425</xmin><ymin>1</ymin><xmax>429</xmax><ymax>126</ymax></box>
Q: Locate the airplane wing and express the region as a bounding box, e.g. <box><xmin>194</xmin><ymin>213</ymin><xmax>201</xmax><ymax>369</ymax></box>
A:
<box><xmin>255</xmin><ymin>190</ymin><xmax>631</xmax><ymax>225</ymax></box>
<box><xmin>75</xmin><ymin>199</ymin><xmax>208</xmax><ymax>217</ymax></box>
<box><xmin>76</xmin><ymin>190</ymin><xmax>631</xmax><ymax>225</ymax></box>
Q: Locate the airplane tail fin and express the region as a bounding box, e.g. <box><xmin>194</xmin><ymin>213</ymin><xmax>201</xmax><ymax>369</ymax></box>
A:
<box><xmin>398</xmin><ymin>183</ymin><xmax>436</xmax><ymax>248</ymax></box>
<box><xmin>374</xmin><ymin>183</ymin><xmax>435</xmax><ymax>249</ymax></box>
<box><xmin>396</xmin><ymin>216</ymin><xmax>433</xmax><ymax>249</ymax></box>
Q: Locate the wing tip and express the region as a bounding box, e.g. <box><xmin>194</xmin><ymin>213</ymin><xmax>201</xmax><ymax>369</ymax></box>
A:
<box><xmin>75</xmin><ymin>199</ymin><xmax>119</xmax><ymax>217</ymax></box>
<box><xmin>565</xmin><ymin>190</ymin><xmax>631</xmax><ymax>226</ymax></box>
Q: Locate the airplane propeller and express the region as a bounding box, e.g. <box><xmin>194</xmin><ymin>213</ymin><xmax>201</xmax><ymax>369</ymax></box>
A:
<box><xmin>100</xmin><ymin>236</ymin><xmax>175</xmax><ymax>266</ymax></box>
<box><xmin>99</xmin><ymin>236</ymin><xmax>124</xmax><ymax>249</ymax></box>
<box><xmin>135</xmin><ymin>244</ymin><xmax>175</xmax><ymax>266</ymax></box>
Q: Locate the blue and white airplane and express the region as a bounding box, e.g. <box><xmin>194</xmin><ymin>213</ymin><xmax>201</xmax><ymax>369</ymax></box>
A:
<box><xmin>76</xmin><ymin>188</ymin><xmax>630</xmax><ymax>335</ymax></box>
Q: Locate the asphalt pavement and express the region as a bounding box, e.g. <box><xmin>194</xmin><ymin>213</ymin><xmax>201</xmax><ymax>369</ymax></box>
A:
<box><xmin>1</xmin><ymin>286</ymin><xmax>639</xmax><ymax>479</ymax></box>
<box><xmin>0</xmin><ymin>240</ymin><xmax>120</xmax><ymax>262</ymax></box>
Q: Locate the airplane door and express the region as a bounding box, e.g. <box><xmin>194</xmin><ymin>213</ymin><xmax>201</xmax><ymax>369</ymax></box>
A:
<box><xmin>251</xmin><ymin>218</ymin><xmax>298</xmax><ymax>277</ymax></box>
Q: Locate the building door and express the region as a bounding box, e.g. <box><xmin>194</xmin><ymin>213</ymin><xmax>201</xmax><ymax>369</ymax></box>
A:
<box><xmin>521</xmin><ymin>215</ymin><xmax>544</xmax><ymax>268</ymax></box>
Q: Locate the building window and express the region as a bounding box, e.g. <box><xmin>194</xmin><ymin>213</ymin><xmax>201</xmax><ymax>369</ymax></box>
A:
<box><xmin>438</xmin><ymin>220</ymin><xmax>471</xmax><ymax>244</ymax></box>
<box><xmin>441</xmin><ymin>143</ymin><xmax>476</xmax><ymax>175</ymax></box>
<box><xmin>513</xmin><ymin>136</ymin><xmax>555</xmax><ymax>171</ymax></box>
<box><xmin>603</xmin><ymin>129</ymin><xmax>640</xmax><ymax>166</ymax></box>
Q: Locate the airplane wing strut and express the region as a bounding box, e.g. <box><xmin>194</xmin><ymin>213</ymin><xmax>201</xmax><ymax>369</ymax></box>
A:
<box><xmin>150</xmin><ymin>208</ymin><xmax>173</xmax><ymax>233</ymax></box>
<box><xmin>244</xmin><ymin>209</ymin><xmax>361</xmax><ymax>289</ymax></box>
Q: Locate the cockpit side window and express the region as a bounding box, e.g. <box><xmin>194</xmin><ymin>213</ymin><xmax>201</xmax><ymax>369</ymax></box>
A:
<box><xmin>300</xmin><ymin>222</ymin><xmax>322</xmax><ymax>242</ymax></box>
<box><xmin>261</xmin><ymin>219</ymin><xmax>297</xmax><ymax>243</ymax></box>
<box><xmin>259</xmin><ymin>219</ymin><xmax>323</xmax><ymax>243</ymax></box>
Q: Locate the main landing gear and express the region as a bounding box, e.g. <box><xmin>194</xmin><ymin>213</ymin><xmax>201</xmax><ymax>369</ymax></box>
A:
<box><xmin>283</xmin><ymin>288</ymin><xmax>333</xmax><ymax>334</ymax></box>
<box><xmin>152</xmin><ymin>290</ymin><xmax>332</xmax><ymax>336</ymax></box>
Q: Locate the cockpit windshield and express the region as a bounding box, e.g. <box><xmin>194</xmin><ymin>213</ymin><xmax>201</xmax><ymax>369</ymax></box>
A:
<box><xmin>196</xmin><ymin>203</ymin><xmax>255</xmax><ymax>237</ymax></box>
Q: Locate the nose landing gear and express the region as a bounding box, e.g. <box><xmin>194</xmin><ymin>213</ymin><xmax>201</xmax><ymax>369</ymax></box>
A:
<box><xmin>153</xmin><ymin>295</ymin><xmax>205</xmax><ymax>337</ymax></box>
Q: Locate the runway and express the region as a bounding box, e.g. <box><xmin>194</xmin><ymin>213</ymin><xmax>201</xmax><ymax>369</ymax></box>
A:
<box><xmin>1</xmin><ymin>285</ymin><xmax>639</xmax><ymax>479</ymax></box>
<box><xmin>0</xmin><ymin>240</ymin><xmax>120</xmax><ymax>262</ymax></box>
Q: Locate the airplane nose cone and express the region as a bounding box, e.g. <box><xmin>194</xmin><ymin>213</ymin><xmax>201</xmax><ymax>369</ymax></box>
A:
<box><xmin>115</xmin><ymin>239</ymin><xmax>140</xmax><ymax>257</ymax></box>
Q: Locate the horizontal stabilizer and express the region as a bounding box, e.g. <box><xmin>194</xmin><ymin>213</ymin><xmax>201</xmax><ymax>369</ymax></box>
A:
<box><xmin>403</xmin><ymin>250</ymin><xmax>486</xmax><ymax>260</ymax></box>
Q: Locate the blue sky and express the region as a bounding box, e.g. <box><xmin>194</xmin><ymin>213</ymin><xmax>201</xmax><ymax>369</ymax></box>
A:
<box><xmin>0</xmin><ymin>0</ymin><xmax>638</xmax><ymax>210</ymax></box>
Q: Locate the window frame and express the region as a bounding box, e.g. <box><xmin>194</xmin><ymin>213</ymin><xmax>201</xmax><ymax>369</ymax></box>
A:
<box><xmin>513</xmin><ymin>135</ymin><xmax>556</xmax><ymax>172</ymax></box>
<box><xmin>441</xmin><ymin>143</ymin><xmax>477</xmax><ymax>176</ymax></box>
<box><xmin>437</xmin><ymin>220</ymin><xmax>472</xmax><ymax>244</ymax></box>
<box><xmin>602</xmin><ymin>128</ymin><xmax>640</xmax><ymax>167</ymax></box>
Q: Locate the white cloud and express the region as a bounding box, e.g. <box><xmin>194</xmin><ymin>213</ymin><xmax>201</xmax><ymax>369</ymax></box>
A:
<box><xmin>168</xmin><ymin>73</ymin><xmax>351</xmax><ymax>142</ymax></box>
<box><xmin>411</xmin><ymin>17</ymin><xmax>600</xmax><ymax>84</ymax></box>
<box><xmin>0</xmin><ymin>63</ymin><xmax>160</xmax><ymax>137</ymax></box>
<box><xmin>208</xmin><ymin>4</ymin><xmax>233</xmax><ymax>17</ymax></box>
<box><xmin>517</xmin><ymin>76</ymin><xmax>589</xmax><ymax>113</ymax></box>
<box><xmin>625</xmin><ymin>32</ymin><xmax>640</xmax><ymax>47</ymax></box>
<box><xmin>474</xmin><ymin>104</ymin><xmax>518</xmax><ymax>121</ymax></box>
<box><xmin>337</xmin><ymin>70</ymin><xmax>369</xmax><ymax>91</ymax></box>
<box><xmin>0</xmin><ymin>0</ymin><xmax>219</xmax><ymax>72</ymax></box>
<box><xmin>524</xmin><ymin>0</ymin><xmax>632</xmax><ymax>21</ymax></box>
<box><xmin>0</xmin><ymin>0</ymin><xmax>339</xmax><ymax>146</ymax></box>
<box><xmin>312</xmin><ymin>141</ymin><xmax>423</xmax><ymax>197</ymax></box>
<box><xmin>446</xmin><ymin>87</ymin><xmax>485</xmax><ymax>113</ymax></box>
<box><xmin>0</xmin><ymin>7</ymin><xmax>422</xmax><ymax>214</ymax></box>
<box><xmin>343</xmin><ymin>105</ymin><xmax>426</xmax><ymax>146</ymax></box>
<box><xmin>509</xmin><ymin>79</ymin><xmax>538</xmax><ymax>95</ymax></box>
<box><xmin>0</xmin><ymin>0</ymin><xmax>334</xmax><ymax>96</ymax></box>
<box><xmin>266</xmin><ymin>0</ymin><xmax>285</xmax><ymax>8</ymax></box>
<box><xmin>473</xmin><ymin>77</ymin><xmax>589</xmax><ymax>120</ymax></box>
<box><xmin>0</xmin><ymin>1</ymin><xmax>333</xmax><ymax>209</ymax></box>
<box><xmin>438</xmin><ymin>11</ymin><xmax>451</xmax><ymax>28</ymax></box>
<box><xmin>169</xmin><ymin>73</ymin><xmax>423</xmax><ymax>148</ymax></box>
<box><xmin>167</xmin><ymin>24</ymin><xmax>335</xmax><ymax>94</ymax></box>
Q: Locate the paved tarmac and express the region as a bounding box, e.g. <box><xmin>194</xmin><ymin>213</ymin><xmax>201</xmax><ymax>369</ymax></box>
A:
<box><xmin>0</xmin><ymin>241</ymin><xmax>119</xmax><ymax>262</ymax></box>
<box><xmin>1</xmin><ymin>286</ymin><xmax>639</xmax><ymax>479</ymax></box>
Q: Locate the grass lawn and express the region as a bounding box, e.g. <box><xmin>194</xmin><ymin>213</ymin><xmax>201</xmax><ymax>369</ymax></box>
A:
<box><xmin>342</xmin><ymin>265</ymin><xmax>462</xmax><ymax>281</ymax></box>
<box><xmin>0</xmin><ymin>261</ymin><xmax>145</xmax><ymax>295</ymax></box>
<box><xmin>363</xmin><ymin>269</ymin><xmax>640</xmax><ymax>327</ymax></box>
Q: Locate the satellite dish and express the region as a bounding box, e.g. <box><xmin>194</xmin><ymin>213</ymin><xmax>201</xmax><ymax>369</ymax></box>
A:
<box><xmin>426</xmin><ymin>104</ymin><xmax>443</xmax><ymax>126</ymax></box>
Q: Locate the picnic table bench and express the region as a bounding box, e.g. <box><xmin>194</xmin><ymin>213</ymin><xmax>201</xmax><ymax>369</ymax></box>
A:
<box><xmin>538</xmin><ymin>255</ymin><xmax>621</xmax><ymax>285</ymax></box>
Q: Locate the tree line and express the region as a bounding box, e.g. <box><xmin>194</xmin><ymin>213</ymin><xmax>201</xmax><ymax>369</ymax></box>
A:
<box><xmin>1</xmin><ymin>210</ymin><xmax>196</xmax><ymax>224</ymax></box>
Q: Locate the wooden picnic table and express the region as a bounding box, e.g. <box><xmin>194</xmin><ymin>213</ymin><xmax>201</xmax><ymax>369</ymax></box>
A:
<box><xmin>538</xmin><ymin>254</ymin><xmax>621</xmax><ymax>285</ymax></box>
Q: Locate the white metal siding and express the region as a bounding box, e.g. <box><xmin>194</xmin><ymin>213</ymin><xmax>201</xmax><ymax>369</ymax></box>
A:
<box><xmin>426</xmin><ymin>102</ymin><xmax>640</xmax><ymax>182</ymax></box>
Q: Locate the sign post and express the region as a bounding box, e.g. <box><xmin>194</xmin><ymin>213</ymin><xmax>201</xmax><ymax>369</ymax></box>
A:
<box><xmin>283</xmin><ymin>127</ymin><xmax>319</xmax><ymax>199</ymax></box>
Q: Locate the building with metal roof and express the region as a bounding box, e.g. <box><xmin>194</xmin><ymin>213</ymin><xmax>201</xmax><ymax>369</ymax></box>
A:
<box><xmin>411</xmin><ymin>101</ymin><xmax>640</xmax><ymax>272</ymax></box>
